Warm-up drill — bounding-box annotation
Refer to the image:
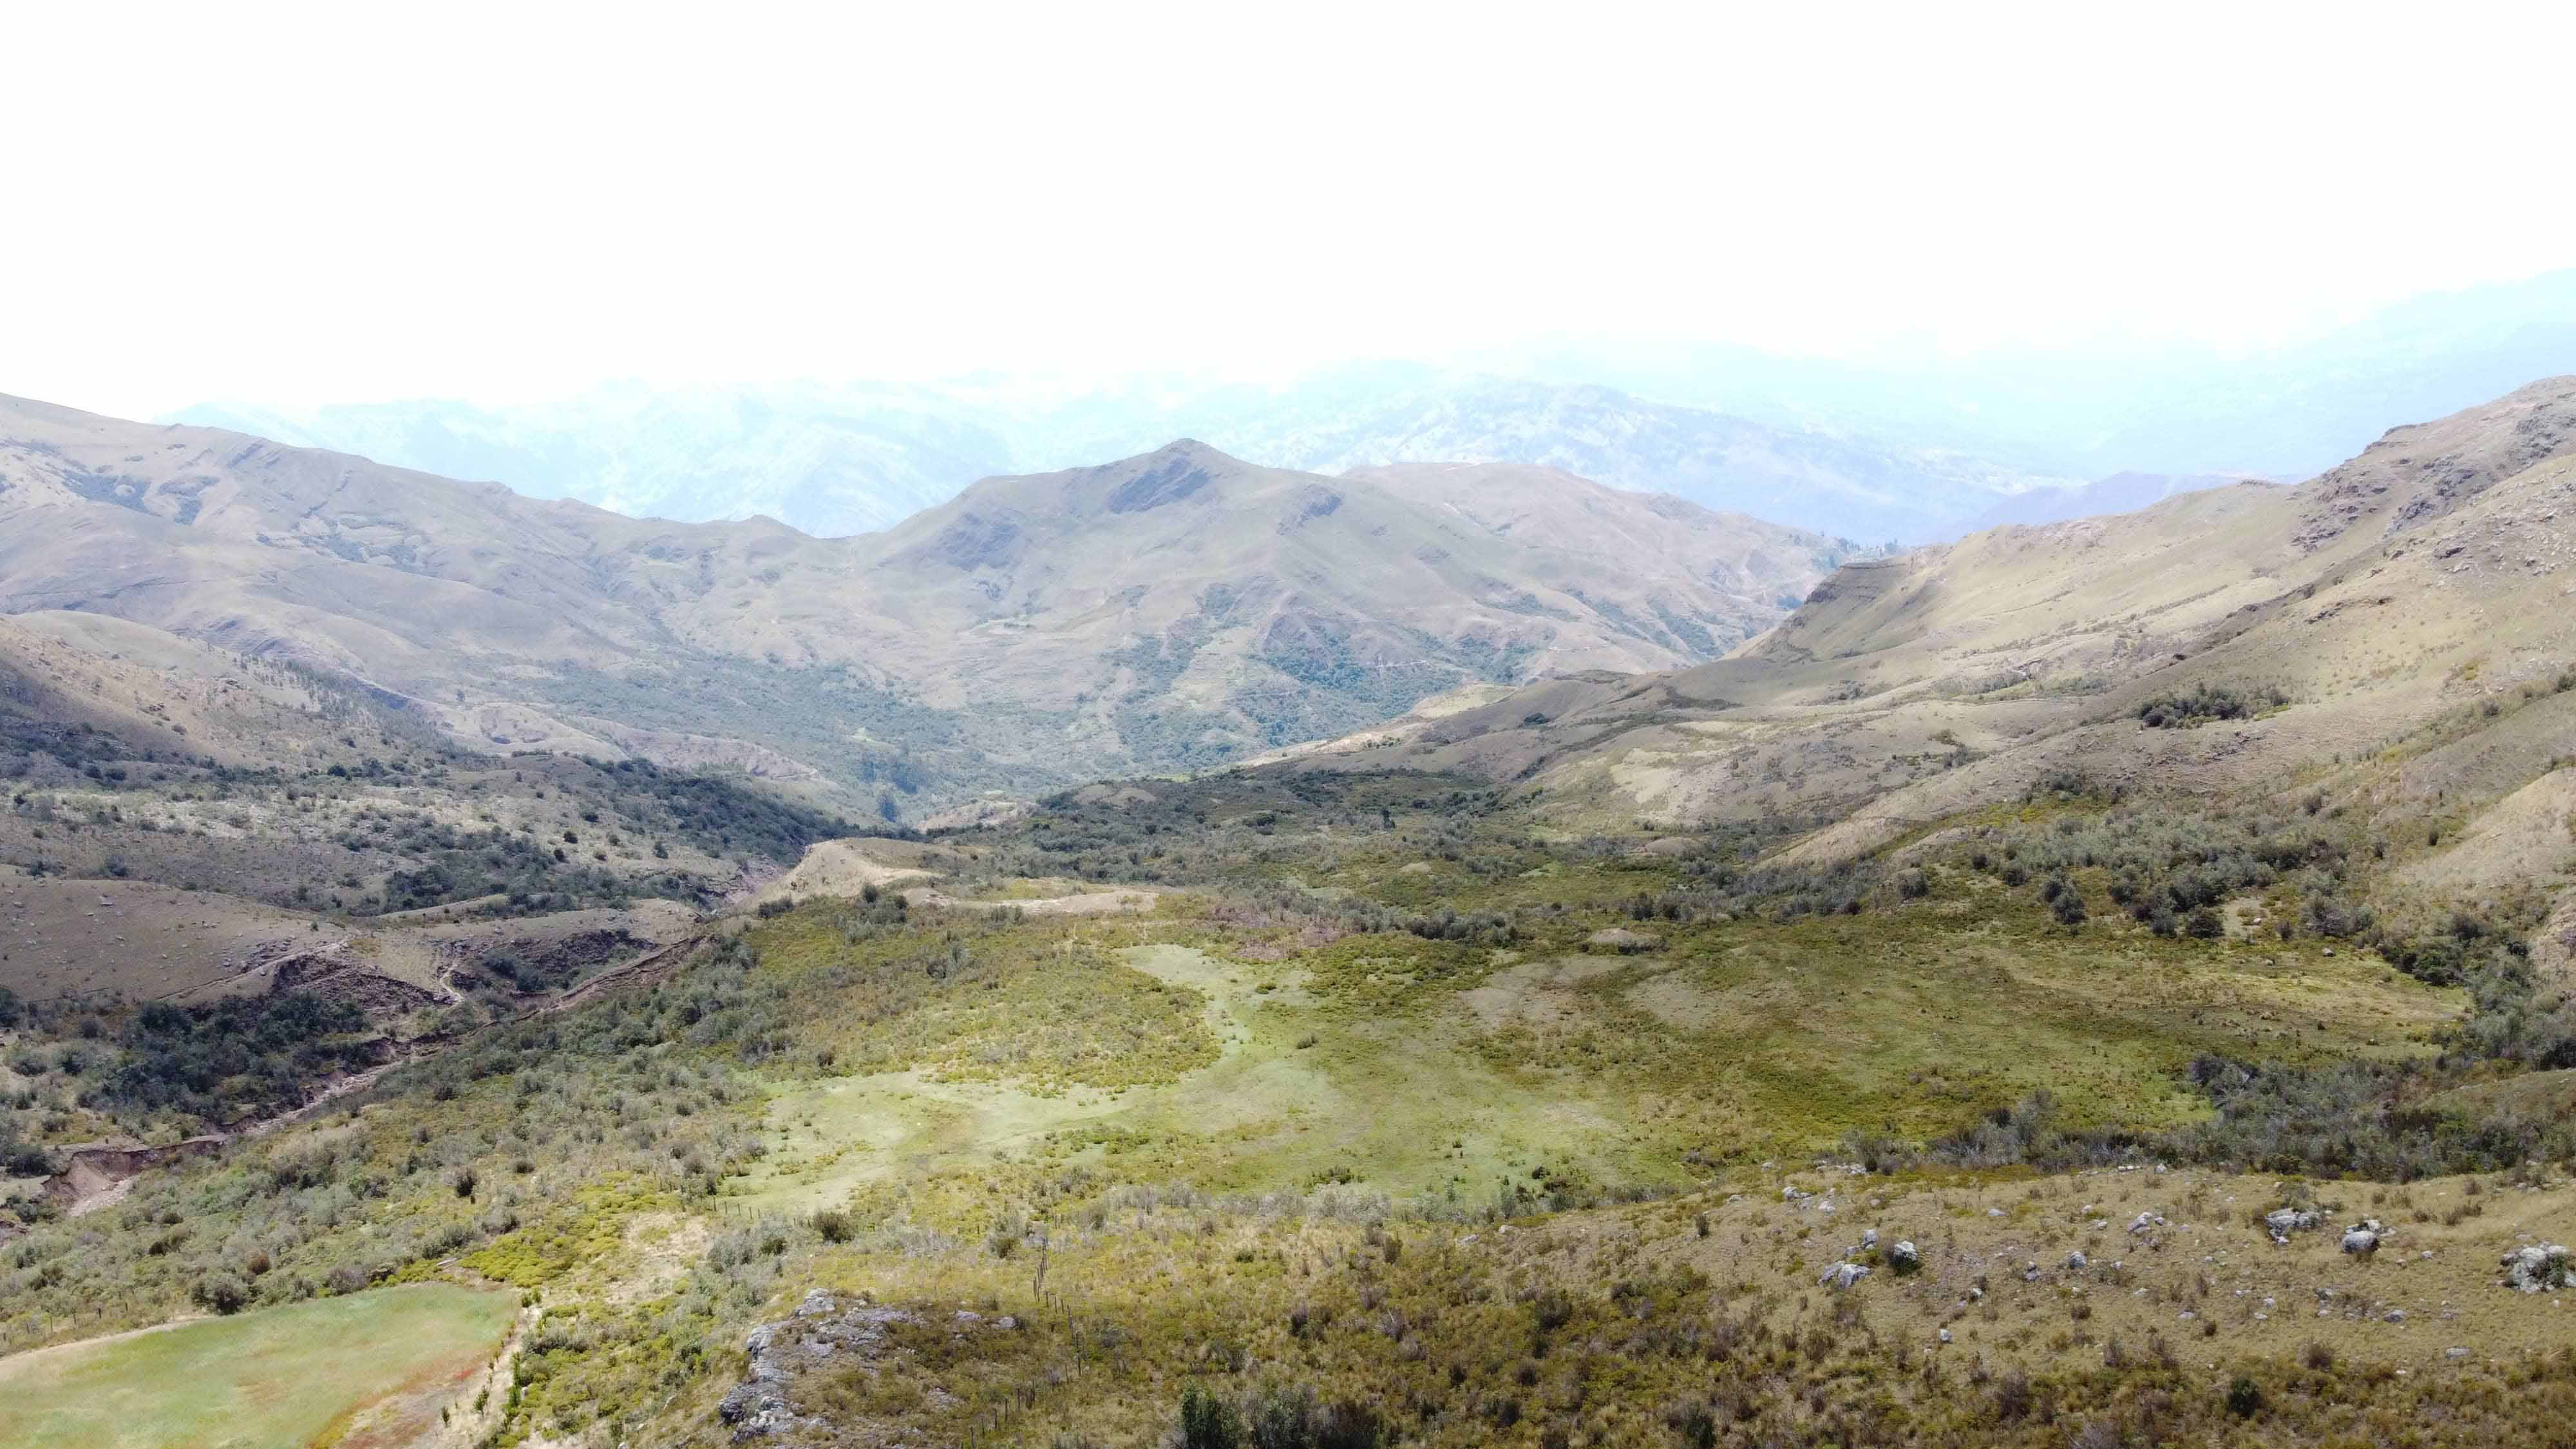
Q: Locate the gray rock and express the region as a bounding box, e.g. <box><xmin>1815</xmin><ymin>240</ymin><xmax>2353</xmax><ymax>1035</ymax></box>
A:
<box><xmin>2342</xmin><ymin>1226</ymin><xmax>2382</xmax><ymax>1257</ymax></box>
<box><xmin>2129</xmin><ymin>1211</ymin><xmax>2166</xmax><ymax>1236</ymax></box>
<box><xmin>1818</xmin><ymin>1261</ymin><xmax>1871</xmax><ymax>1290</ymax></box>
<box><xmin>1888</xmin><ymin>1240</ymin><xmax>1920</xmax><ymax>1273</ymax></box>
<box><xmin>2501</xmin><ymin>1243</ymin><xmax>2571</xmax><ymax>1293</ymax></box>
<box><xmin>2066</xmin><ymin>1251</ymin><xmax>2088</xmax><ymax>1270</ymax></box>
<box><xmin>2264</xmin><ymin>1207</ymin><xmax>2322</xmax><ymax>1242</ymax></box>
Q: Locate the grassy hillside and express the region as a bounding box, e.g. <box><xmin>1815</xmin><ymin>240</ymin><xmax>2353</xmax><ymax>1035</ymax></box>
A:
<box><xmin>0</xmin><ymin>1283</ymin><xmax>514</xmax><ymax>1449</ymax></box>
<box><xmin>3</xmin><ymin>743</ymin><xmax>2568</xmax><ymax>1444</ymax></box>
<box><xmin>1274</xmin><ymin>379</ymin><xmax>2576</xmax><ymax>868</ymax></box>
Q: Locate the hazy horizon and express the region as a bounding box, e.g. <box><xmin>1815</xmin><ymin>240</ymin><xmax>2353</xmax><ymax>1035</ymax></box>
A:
<box><xmin>11</xmin><ymin>4</ymin><xmax>2576</xmax><ymax>422</ymax></box>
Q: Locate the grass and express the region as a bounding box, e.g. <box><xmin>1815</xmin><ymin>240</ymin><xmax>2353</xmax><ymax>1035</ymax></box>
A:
<box><xmin>712</xmin><ymin>1161</ymin><xmax>2576</xmax><ymax>1448</ymax></box>
<box><xmin>0</xmin><ymin>1282</ymin><xmax>514</xmax><ymax>1449</ymax></box>
<box><xmin>0</xmin><ymin>766</ymin><xmax>2561</xmax><ymax>1447</ymax></box>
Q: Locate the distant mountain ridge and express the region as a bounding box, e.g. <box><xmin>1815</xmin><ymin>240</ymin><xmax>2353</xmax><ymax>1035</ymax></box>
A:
<box><xmin>0</xmin><ymin>397</ymin><xmax>1861</xmax><ymax>810</ymax></box>
<box><xmin>1962</xmin><ymin>471</ymin><xmax>2268</xmax><ymax>531</ymax></box>
<box><xmin>173</xmin><ymin>366</ymin><xmax>2071</xmax><ymax>543</ymax></box>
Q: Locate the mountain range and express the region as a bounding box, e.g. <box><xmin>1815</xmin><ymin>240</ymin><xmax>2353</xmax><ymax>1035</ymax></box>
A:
<box><xmin>173</xmin><ymin>367</ymin><xmax>2070</xmax><ymax>544</ymax></box>
<box><xmin>0</xmin><ymin>396</ymin><xmax>1863</xmax><ymax>812</ymax></box>
<box><xmin>10</xmin><ymin>377</ymin><xmax>2576</xmax><ymax>1448</ymax></box>
<box><xmin>167</xmin><ymin>270</ymin><xmax>2576</xmax><ymax>548</ymax></box>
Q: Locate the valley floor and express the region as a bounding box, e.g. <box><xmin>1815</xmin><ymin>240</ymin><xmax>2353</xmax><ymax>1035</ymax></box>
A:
<box><xmin>3</xmin><ymin>766</ymin><xmax>2571</xmax><ymax>1447</ymax></box>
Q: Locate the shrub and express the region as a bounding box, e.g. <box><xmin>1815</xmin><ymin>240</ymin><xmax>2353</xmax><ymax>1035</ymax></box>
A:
<box><xmin>1181</xmin><ymin>1387</ymin><xmax>1242</xmax><ymax>1449</ymax></box>
<box><xmin>2227</xmin><ymin>1375</ymin><xmax>2264</xmax><ymax>1417</ymax></box>
<box><xmin>191</xmin><ymin>1271</ymin><xmax>250</xmax><ymax>1314</ymax></box>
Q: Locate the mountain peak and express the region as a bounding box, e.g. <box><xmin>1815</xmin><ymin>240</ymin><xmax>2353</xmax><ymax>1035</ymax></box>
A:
<box><xmin>1077</xmin><ymin>439</ymin><xmax>1260</xmax><ymax>515</ymax></box>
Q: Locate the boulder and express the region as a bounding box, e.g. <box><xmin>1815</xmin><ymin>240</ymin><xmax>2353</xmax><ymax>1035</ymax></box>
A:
<box><xmin>2502</xmin><ymin>1244</ymin><xmax>2571</xmax><ymax>1293</ymax></box>
<box><xmin>2128</xmin><ymin>1211</ymin><xmax>2166</xmax><ymax>1236</ymax></box>
<box><xmin>1818</xmin><ymin>1261</ymin><xmax>1870</xmax><ymax>1290</ymax></box>
<box><xmin>2341</xmin><ymin>1225</ymin><xmax>2382</xmax><ymax>1257</ymax></box>
<box><xmin>1888</xmin><ymin>1240</ymin><xmax>1921</xmax><ymax>1273</ymax></box>
<box><xmin>2264</xmin><ymin>1207</ymin><xmax>2322</xmax><ymax>1242</ymax></box>
<box><xmin>1584</xmin><ymin>927</ymin><xmax>1662</xmax><ymax>954</ymax></box>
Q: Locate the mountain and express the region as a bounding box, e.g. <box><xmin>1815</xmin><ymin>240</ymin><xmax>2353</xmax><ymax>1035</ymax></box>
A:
<box><xmin>177</xmin><ymin>381</ymin><xmax>1013</xmax><ymax>537</ymax></box>
<box><xmin>0</xmin><ymin>397</ymin><xmax>1859</xmax><ymax>810</ymax></box>
<box><xmin>171</xmin><ymin>365</ymin><xmax>2069</xmax><ymax>542</ymax></box>
<box><xmin>1959</xmin><ymin>470</ymin><xmax>2261</xmax><ymax>531</ymax></box>
<box><xmin>1269</xmin><ymin>375</ymin><xmax>2576</xmax><ymax>877</ymax></box>
<box><xmin>1511</xmin><ymin>269</ymin><xmax>2576</xmax><ymax>484</ymax></box>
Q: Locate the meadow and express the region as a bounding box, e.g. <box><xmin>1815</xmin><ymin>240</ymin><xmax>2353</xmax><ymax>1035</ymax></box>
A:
<box><xmin>0</xmin><ymin>1283</ymin><xmax>513</xmax><ymax>1449</ymax></box>
<box><xmin>1</xmin><ymin>768</ymin><xmax>2570</xmax><ymax>1446</ymax></box>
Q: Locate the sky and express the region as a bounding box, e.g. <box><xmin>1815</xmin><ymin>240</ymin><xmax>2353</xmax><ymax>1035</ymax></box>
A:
<box><xmin>10</xmin><ymin>0</ymin><xmax>2576</xmax><ymax>420</ymax></box>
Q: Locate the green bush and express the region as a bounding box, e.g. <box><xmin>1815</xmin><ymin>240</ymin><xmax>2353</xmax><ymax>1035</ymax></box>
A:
<box><xmin>2136</xmin><ymin>682</ymin><xmax>2289</xmax><ymax>729</ymax></box>
<box><xmin>191</xmin><ymin>1271</ymin><xmax>251</xmax><ymax>1314</ymax></box>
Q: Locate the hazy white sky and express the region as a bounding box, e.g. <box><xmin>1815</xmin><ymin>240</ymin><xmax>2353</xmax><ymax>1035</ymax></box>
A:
<box><xmin>10</xmin><ymin>1</ymin><xmax>2574</xmax><ymax>418</ymax></box>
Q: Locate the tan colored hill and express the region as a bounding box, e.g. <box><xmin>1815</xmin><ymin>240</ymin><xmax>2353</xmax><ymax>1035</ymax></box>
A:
<box><xmin>0</xmin><ymin>397</ymin><xmax>1857</xmax><ymax>806</ymax></box>
<box><xmin>1271</xmin><ymin>377</ymin><xmax>2576</xmax><ymax>876</ymax></box>
<box><xmin>821</xmin><ymin>443</ymin><xmax>1859</xmax><ymax>760</ymax></box>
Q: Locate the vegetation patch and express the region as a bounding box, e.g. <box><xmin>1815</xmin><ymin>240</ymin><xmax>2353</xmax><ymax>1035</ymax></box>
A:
<box><xmin>0</xmin><ymin>1283</ymin><xmax>512</xmax><ymax>1449</ymax></box>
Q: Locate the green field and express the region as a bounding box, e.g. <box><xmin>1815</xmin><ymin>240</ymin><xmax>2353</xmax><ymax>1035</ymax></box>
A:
<box><xmin>0</xmin><ymin>1283</ymin><xmax>515</xmax><ymax>1449</ymax></box>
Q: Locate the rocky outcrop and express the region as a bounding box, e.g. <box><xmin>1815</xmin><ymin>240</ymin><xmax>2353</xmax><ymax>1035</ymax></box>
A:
<box><xmin>1583</xmin><ymin>927</ymin><xmax>1661</xmax><ymax>954</ymax></box>
<box><xmin>2502</xmin><ymin>1244</ymin><xmax>2570</xmax><ymax>1294</ymax></box>
<box><xmin>718</xmin><ymin>1291</ymin><xmax>1019</xmax><ymax>1441</ymax></box>
<box><xmin>2265</xmin><ymin>1207</ymin><xmax>2322</xmax><ymax>1244</ymax></box>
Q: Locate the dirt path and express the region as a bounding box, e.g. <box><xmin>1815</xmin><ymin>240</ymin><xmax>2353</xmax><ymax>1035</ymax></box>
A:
<box><xmin>911</xmin><ymin>887</ymin><xmax>1162</xmax><ymax>916</ymax></box>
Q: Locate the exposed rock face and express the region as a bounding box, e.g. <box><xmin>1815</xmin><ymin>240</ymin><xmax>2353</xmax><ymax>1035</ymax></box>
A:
<box><xmin>717</xmin><ymin>1291</ymin><xmax>1018</xmax><ymax>1441</ymax></box>
<box><xmin>721</xmin><ymin>1291</ymin><xmax>915</xmax><ymax>1439</ymax></box>
<box><xmin>2502</xmin><ymin>1244</ymin><xmax>2571</xmax><ymax>1294</ymax></box>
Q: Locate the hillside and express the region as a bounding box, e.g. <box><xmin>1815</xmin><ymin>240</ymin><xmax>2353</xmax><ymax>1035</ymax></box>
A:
<box><xmin>0</xmin><ymin>397</ymin><xmax>1856</xmax><ymax>810</ymax></box>
<box><xmin>1267</xmin><ymin>379</ymin><xmax>2576</xmax><ymax>877</ymax></box>
<box><xmin>1958</xmin><ymin>470</ymin><xmax>2259</xmax><ymax>531</ymax></box>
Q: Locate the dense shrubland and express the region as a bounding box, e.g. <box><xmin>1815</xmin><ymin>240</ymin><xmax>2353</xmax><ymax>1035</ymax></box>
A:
<box><xmin>0</xmin><ymin>933</ymin><xmax>779</xmax><ymax>1354</ymax></box>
